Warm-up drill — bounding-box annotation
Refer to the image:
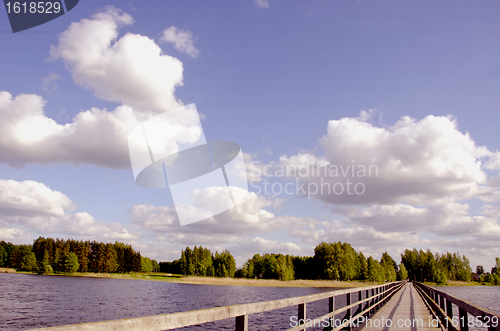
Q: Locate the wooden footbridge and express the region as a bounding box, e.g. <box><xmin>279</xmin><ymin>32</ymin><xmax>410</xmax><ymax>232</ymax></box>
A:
<box><xmin>32</xmin><ymin>281</ymin><xmax>499</xmax><ymax>331</ymax></box>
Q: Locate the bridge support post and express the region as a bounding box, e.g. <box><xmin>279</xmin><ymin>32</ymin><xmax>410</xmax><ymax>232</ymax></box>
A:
<box><xmin>346</xmin><ymin>293</ymin><xmax>352</xmax><ymax>331</ymax></box>
<box><xmin>235</xmin><ymin>314</ymin><xmax>248</xmax><ymax>331</ymax></box>
<box><xmin>446</xmin><ymin>299</ymin><xmax>453</xmax><ymax>318</ymax></box>
<box><xmin>298</xmin><ymin>303</ymin><xmax>306</xmax><ymax>331</ymax></box>
<box><xmin>459</xmin><ymin>308</ymin><xmax>469</xmax><ymax>331</ymax></box>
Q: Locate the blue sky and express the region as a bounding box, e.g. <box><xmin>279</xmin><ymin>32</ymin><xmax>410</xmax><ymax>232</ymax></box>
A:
<box><xmin>1</xmin><ymin>0</ymin><xmax>500</xmax><ymax>270</ymax></box>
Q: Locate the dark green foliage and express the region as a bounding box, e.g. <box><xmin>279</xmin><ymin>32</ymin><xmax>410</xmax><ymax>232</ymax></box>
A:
<box><xmin>40</xmin><ymin>249</ymin><xmax>52</xmax><ymax>274</ymax></box>
<box><xmin>401</xmin><ymin>249</ymin><xmax>471</xmax><ymax>282</ymax></box>
<box><xmin>292</xmin><ymin>256</ymin><xmax>316</xmax><ymax>280</ymax></box>
<box><xmin>9</xmin><ymin>246</ymin><xmax>23</xmax><ymax>268</ymax></box>
<box><xmin>240</xmin><ymin>253</ymin><xmax>294</xmax><ymax>280</ymax></box>
<box><xmin>160</xmin><ymin>260</ymin><xmax>182</xmax><ymax>274</ymax></box>
<box><xmin>313</xmin><ymin>242</ymin><xmax>361</xmax><ymax>280</ymax></box>
<box><xmin>174</xmin><ymin>246</ymin><xmax>235</xmax><ymax>278</ymax></box>
<box><xmin>214</xmin><ymin>250</ymin><xmax>236</xmax><ymax>277</ymax></box>
<box><xmin>492</xmin><ymin>258</ymin><xmax>500</xmax><ymax>276</ymax></box>
<box><xmin>25</xmin><ymin>237</ymin><xmax>143</xmax><ymax>273</ymax></box>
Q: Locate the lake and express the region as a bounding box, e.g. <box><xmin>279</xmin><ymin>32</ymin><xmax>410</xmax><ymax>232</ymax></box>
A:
<box><xmin>432</xmin><ymin>285</ymin><xmax>500</xmax><ymax>314</ymax></box>
<box><xmin>2</xmin><ymin>274</ymin><xmax>498</xmax><ymax>331</ymax></box>
<box><xmin>1</xmin><ymin>273</ymin><xmax>343</xmax><ymax>330</ymax></box>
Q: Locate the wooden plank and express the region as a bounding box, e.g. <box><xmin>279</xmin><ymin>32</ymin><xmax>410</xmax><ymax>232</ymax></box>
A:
<box><xmin>354</xmin><ymin>283</ymin><xmax>438</xmax><ymax>331</ymax></box>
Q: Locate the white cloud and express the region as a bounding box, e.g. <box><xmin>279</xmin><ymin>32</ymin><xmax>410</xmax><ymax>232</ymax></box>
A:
<box><xmin>341</xmin><ymin>201</ymin><xmax>500</xmax><ymax>239</ymax></box>
<box><xmin>41</xmin><ymin>73</ymin><xmax>62</xmax><ymax>92</ymax></box>
<box><xmin>50</xmin><ymin>6</ymin><xmax>184</xmax><ymax>113</ymax></box>
<box><xmin>483</xmin><ymin>151</ymin><xmax>500</xmax><ymax>170</ymax></box>
<box><xmin>161</xmin><ymin>26</ymin><xmax>200</xmax><ymax>58</ymax></box>
<box><xmin>131</xmin><ymin>192</ymin><xmax>318</xmax><ymax>240</ymax></box>
<box><xmin>255</xmin><ymin>0</ymin><xmax>270</xmax><ymax>8</ymax></box>
<box><xmin>0</xmin><ymin>179</ymin><xmax>137</xmax><ymax>241</ymax></box>
<box><xmin>274</xmin><ymin>113</ymin><xmax>492</xmax><ymax>205</ymax></box>
<box><xmin>0</xmin><ymin>179</ymin><xmax>75</xmax><ymax>217</ymax></box>
<box><xmin>0</xmin><ymin>91</ymin><xmax>203</xmax><ymax>168</ymax></box>
<box><xmin>0</xmin><ymin>8</ymin><xmax>207</xmax><ymax>169</ymax></box>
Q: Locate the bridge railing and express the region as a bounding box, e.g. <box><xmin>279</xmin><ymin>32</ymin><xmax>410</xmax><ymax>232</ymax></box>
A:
<box><xmin>414</xmin><ymin>282</ymin><xmax>500</xmax><ymax>331</ymax></box>
<box><xmin>32</xmin><ymin>280</ymin><xmax>405</xmax><ymax>331</ymax></box>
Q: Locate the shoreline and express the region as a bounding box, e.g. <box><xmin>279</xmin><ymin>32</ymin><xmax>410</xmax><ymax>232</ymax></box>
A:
<box><xmin>14</xmin><ymin>271</ymin><xmax>378</xmax><ymax>287</ymax></box>
<box><xmin>10</xmin><ymin>272</ymin><xmax>497</xmax><ymax>287</ymax></box>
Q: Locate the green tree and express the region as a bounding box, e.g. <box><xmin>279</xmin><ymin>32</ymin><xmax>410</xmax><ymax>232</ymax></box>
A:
<box><xmin>23</xmin><ymin>252</ymin><xmax>37</xmax><ymax>272</ymax></box>
<box><xmin>380</xmin><ymin>252</ymin><xmax>397</xmax><ymax>282</ymax></box>
<box><xmin>40</xmin><ymin>249</ymin><xmax>52</xmax><ymax>274</ymax></box>
<box><xmin>9</xmin><ymin>246</ymin><xmax>23</xmax><ymax>269</ymax></box>
<box><xmin>180</xmin><ymin>250</ymin><xmax>187</xmax><ymax>276</ymax></box>
<box><xmin>64</xmin><ymin>252</ymin><xmax>80</xmax><ymax>273</ymax></box>
<box><xmin>247</xmin><ymin>261</ymin><xmax>254</xmax><ymax>278</ymax></box>
<box><xmin>367</xmin><ymin>257</ymin><xmax>384</xmax><ymax>282</ymax></box>
<box><xmin>492</xmin><ymin>257</ymin><xmax>500</xmax><ymax>276</ymax></box>
<box><xmin>141</xmin><ymin>256</ymin><xmax>153</xmax><ymax>272</ymax></box>
<box><xmin>358</xmin><ymin>252</ymin><xmax>368</xmax><ymax>281</ymax></box>
<box><xmin>397</xmin><ymin>263</ymin><xmax>408</xmax><ymax>280</ymax></box>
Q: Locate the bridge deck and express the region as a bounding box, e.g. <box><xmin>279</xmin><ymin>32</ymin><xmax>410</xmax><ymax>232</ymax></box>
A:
<box><xmin>353</xmin><ymin>283</ymin><xmax>440</xmax><ymax>331</ymax></box>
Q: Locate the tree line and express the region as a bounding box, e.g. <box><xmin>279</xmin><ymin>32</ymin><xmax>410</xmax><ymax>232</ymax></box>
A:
<box><xmin>159</xmin><ymin>246</ymin><xmax>236</xmax><ymax>277</ymax></box>
<box><xmin>475</xmin><ymin>258</ymin><xmax>500</xmax><ymax>284</ymax></box>
<box><xmin>161</xmin><ymin>242</ymin><xmax>493</xmax><ymax>284</ymax></box>
<box><xmin>3</xmin><ymin>238</ymin><xmax>497</xmax><ymax>284</ymax></box>
<box><xmin>0</xmin><ymin>237</ymin><xmax>158</xmax><ymax>274</ymax></box>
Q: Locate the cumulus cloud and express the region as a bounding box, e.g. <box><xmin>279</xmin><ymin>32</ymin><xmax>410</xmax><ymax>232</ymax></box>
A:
<box><xmin>50</xmin><ymin>6</ymin><xmax>184</xmax><ymax>113</ymax></box>
<box><xmin>0</xmin><ymin>91</ymin><xmax>203</xmax><ymax>168</ymax></box>
<box><xmin>289</xmin><ymin>225</ymin><xmax>425</xmax><ymax>249</ymax></box>
<box><xmin>131</xmin><ymin>192</ymin><xmax>318</xmax><ymax>241</ymax></box>
<box><xmin>337</xmin><ymin>202</ymin><xmax>500</xmax><ymax>248</ymax></box>
<box><xmin>272</xmin><ymin>113</ymin><xmax>492</xmax><ymax>205</ymax></box>
<box><xmin>130</xmin><ymin>193</ymin><xmax>317</xmax><ymax>265</ymax></box>
<box><xmin>161</xmin><ymin>26</ymin><xmax>199</xmax><ymax>58</ymax></box>
<box><xmin>0</xmin><ymin>8</ymin><xmax>208</xmax><ymax>169</ymax></box>
<box><xmin>0</xmin><ymin>179</ymin><xmax>137</xmax><ymax>241</ymax></box>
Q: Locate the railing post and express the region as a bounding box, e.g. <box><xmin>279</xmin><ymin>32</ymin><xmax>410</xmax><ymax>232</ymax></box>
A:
<box><xmin>370</xmin><ymin>288</ymin><xmax>375</xmax><ymax>314</ymax></box>
<box><xmin>358</xmin><ymin>290</ymin><xmax>362</xmax><ymax>315</ymax></box>
<box><xmin>446</xmin><ymin>299</ymin><xmax>453</xmax><ymax>330</ymax></box>
<box><xmin>346</xmin><ymin>292</ymin><xmax>352</xmax><ymax>331</ymax></box>
<box><xmin>440</xmin><ymin>295</ymin><xmax>445</xmax><ymax>311</ymax></box>
<box><xmin>329</xmin><ymin>296</ymin><xmax>335</xmax><ymax>329</ymax></box>
<box><xmin>365</xmin><ymin>290</ymin><xmax>369</xmax><ymax>316</ymax></box>
<box><xmin>235</xmin><ymin>314</ymin><xmax>248</xmax><ymax>331</ymax></box>
<box><xmin>298</xmin><ymin>303</ymin><xmax>306</xmax><ymax>331</ymax></box>
<box><xmin>459</xmin><ymin>308</ymin><xmax>469</xmax><ymax>331</ymax></box>
<box><xmin>446</xmin><ymin>299</ymin><xmax>453</xmax><ymax>319</ymax></box>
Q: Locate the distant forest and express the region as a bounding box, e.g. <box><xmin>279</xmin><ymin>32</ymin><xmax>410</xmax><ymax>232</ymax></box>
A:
<box><xmin>3</xmin><ymin>238</ymin><xmax>500</xmax><ymax>284</ymax></box>
<box><xmin>0</xmin><ymin>237</ymin><xmax>158</xmax><ymax>274</ymax></box>
<box><xmin>161</xmin><ymin>242</ymin><xmax>500</xmax><ymax>284</ymax></box>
